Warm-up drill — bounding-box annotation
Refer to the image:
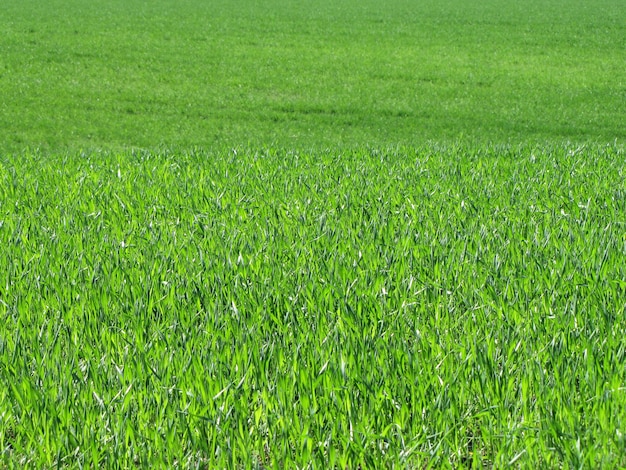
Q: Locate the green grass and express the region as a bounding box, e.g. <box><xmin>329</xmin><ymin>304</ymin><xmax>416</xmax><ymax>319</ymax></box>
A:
<box><xmin>2</xmin><ymin>144</ymin><xmax>626</xmax><ymax>467</ymax></box>
<box><xmin>1</xmin><ymin>0</ymin><xmax>624</xmax><ymax>152</ymax></box>
<box><xmin>1</xmin><ymin>0</ymin><xmax>626</xmax><ymax>467</ymax></box>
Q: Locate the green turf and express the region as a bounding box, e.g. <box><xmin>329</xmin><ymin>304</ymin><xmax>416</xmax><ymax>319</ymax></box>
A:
<box><xmin>1</xmin><ymin>0</ymin><xmax>626</xmax><ymax>467</ymax></box>
<box><xmin>1</xmin><ymin>0</ymin><xmax>624</xmax><ymax>152</ymax></box>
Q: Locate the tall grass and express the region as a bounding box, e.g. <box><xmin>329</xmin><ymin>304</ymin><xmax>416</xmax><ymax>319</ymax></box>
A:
<box><xmin>1</xmin><ymin>143</ymin><xmax>625</xmax><ymax>467</ymax></box>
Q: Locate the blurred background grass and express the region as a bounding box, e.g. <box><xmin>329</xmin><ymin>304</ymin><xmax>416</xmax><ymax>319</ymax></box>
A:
<box><xmin>1</xmin><ymin>0</ymin><xmax>624</xmax><ymax>152</ymax></box>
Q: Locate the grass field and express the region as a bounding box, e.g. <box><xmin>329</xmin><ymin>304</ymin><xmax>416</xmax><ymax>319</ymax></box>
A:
<box><xmin>1</xmin><ymin>0</ymin><xmax>626</xmax><ymax>468</ymax></box>
<box><xmin>1</xmin><ymin>0</ymin><xmax>624</xmax><ymax>151</ymax></box>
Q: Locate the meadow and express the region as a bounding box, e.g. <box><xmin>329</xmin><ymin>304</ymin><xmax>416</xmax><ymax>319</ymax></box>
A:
<box><xmin>1</xmin><ymin>0</ymin><xmax>625</xmax><ymax>150</ymax></box>
<box><xmin>1</xmin><ymin>0</ymin><xmax>626</xmax><ymax>468</ymax></box>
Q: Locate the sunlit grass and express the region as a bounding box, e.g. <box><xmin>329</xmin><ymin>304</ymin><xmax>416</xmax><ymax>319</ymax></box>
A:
<box><xmin>1</xmin><ymin>143</ymin><xmax>625</xmax><ymax>467</ymax></box>
<box><xmin>1</xmin><ymin>0</ymin><xmax>624</xmax><ymax>152</ymax></box>
<box><xmin>1</xmin><ymin>0</ymin><xmax>625</xmax><ymax>466</ymax></box>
